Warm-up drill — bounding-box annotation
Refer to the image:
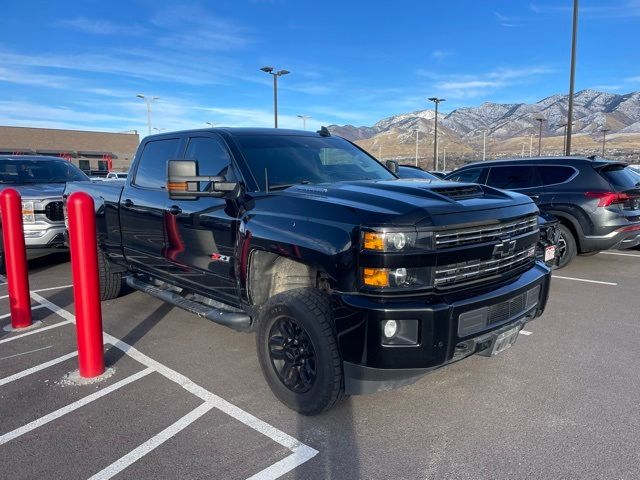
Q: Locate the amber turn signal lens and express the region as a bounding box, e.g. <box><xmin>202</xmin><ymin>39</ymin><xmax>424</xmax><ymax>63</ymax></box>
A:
<box><xmin>167</xmin><ymin>181</ymin><xmax>188</xmax><ymax>191</ymax></box>
<box><xmin>363</xmin><ymin>232</ymin><xmax>384</xmax><ymax>250</ymax></box>
<box><xmin>363</xmin><ymin>267</ymin><xmax>389</xmax><ymax>287</ymax></box>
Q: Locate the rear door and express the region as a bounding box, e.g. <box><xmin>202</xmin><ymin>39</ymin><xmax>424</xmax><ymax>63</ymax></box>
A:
<box><xmin>164</xmin><ymin>133</ymin><xmax>240</xmax><ymax>305</ymax></box>
<box><xmin>485</xmin><ymin>165</ymin><xmax>549</xmax><ymax>206</ymax></box>
<box><xmin>120</xmin><ymin>136</ymin><xmax>181</xmax><ymax>274</ymax></box>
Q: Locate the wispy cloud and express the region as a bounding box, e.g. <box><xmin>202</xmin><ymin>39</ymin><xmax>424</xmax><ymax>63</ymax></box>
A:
<box><xmin>55</xmin><ymin>17</ymin><xmax>147</xmax><ymax>36</ymax></box>
<box><xmin>494</xmin><ymin>11</ymin><xmax>521</xmax><ymax>27</ymax></box>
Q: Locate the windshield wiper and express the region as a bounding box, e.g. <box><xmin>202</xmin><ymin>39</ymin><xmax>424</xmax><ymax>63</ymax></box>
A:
<box><xmin>268</xmin><ymin>180</ymin><xmax>312</xmax><ymax>191</ymax></box>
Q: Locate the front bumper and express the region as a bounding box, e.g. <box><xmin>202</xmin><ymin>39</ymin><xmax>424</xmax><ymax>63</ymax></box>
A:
<box><xmin>23</xmin><ymin>223</ymin><xmax>67</xmax><ymax>249</ymax></box>
<box><xmin>334</xmin><ymin>263</ymin><xmax>551</xmax><ymax>394</ymax></box>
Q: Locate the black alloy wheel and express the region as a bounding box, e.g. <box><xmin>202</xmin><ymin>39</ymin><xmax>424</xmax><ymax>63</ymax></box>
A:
<box><xmin>268</xmin><ymin>316</ymin><xmax>317</xmax><ymax>393</ymax></box>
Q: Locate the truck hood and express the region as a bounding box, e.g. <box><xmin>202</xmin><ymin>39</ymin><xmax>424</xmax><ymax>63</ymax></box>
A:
<box><xmin>278</xmin><ymin>179</ymin><xmax>535</xmax><ymax>227</ymax></box>
<box><xmin>1</xmin><ymin>183</ymin><xmax>65</xmax><ymax>200</ymax></box>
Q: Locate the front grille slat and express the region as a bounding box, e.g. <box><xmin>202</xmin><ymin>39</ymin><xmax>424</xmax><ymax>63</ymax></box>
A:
<box><xmin>435</xmin><ymin>215</ymin><xmax>538</xmax><ymax>249</ymax></box>
<box><xmin>435</xmin><ymin>246</ymin><xmax>536</xmax><ymax>288</ymax></box>
<box><xmin>44</xmin><ymin>201</ymin><xmax>64</xmax><ymax>222</ymax></box>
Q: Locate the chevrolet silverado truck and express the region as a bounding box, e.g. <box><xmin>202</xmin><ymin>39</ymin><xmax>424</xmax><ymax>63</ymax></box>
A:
<box><xmin>64</xmin><ymin>128</ymin><xmax>551</xmax><ymax>415</ymax></box>
<box><xmin>0</xmin><ymin>155</ymin><xmax>89</xmax><ymax>273</ymax></box>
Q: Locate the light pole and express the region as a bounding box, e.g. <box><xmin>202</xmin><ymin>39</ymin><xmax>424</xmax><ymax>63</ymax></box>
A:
<box><xmin>443</xmin><ymin>148</ymin><xmax>446</xmax><ymax>171</ymax></box>
<box><xmin>529</xmin><ymin>133</ymin><xmax>534</xmax><ymax>157</ymax></box>
<box><xmin>601</xmin><ymin>127</ymin><xmax>610</xmax><ymax>156</ymax></box>
<box><xmin>153</xmin><ymin>127</ymin><xmax>165</xmax><ymax>133</ymax></box>
<box><xmin>565</xmin><ymin>0</ymin><xmax>579</xmax><ymax>155</ymax></box>
<box><xmin>261</xmin><ymin>66</ymin><xmax>290</xmax><ymax>128</ymax></box>
<box><xmin>522</xmin><ymin>143</ymin><xmax>526</xmax><ymax>158</ymax></box>
<box><xmin>297</xmin><ymin>115</ymin><xmax>311</xmax><ymax>130</ymax></box>
<box><xmin>428</xmin><ymin>97</ymin><xmax>445</xmax><ymax>170</ymax></box>
<box><xmin>415</xmin><ymin>128</ymin><xmax>419</xmax><ymax>166</ymax></box>
<box><xmin>136</xmin><ymin>94</ymin><xmax>159</xmax><ymax>136</ymax></box>
<box><xmin>482</xmin><ymin>130</ymin><xmax>487</xmax><ymax>161</ymax></box>
<box><xmin>535</xmin><ymin>116</ymin><xmax>546</xmax><ymax>156</ymax></box>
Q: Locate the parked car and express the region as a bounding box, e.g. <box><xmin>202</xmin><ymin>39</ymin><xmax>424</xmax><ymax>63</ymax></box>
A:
<box><xmin>105</xmin><ymin>172</ymin><xmax>128</xmax><ymax>180</ymax></box>
<box><xmin>445</xmin><ymin>157</ymin><xmax>640</xmax><ymax>268</ymax></box>
<box><xmin>0</xmin><ymin>155</ymin><xmax>89</xmax><ymax>272</ymax></box>
<box><xmin>65</xmin><ymin>127</ymin><xmax>551</xmax><ymax>415</ymax></box>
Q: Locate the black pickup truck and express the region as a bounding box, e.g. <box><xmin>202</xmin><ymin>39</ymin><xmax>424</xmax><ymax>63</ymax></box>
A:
<box><xmin>65</xmin><ymin>128</ymin><xmax>551</xmax><ymax>415</ymax></box>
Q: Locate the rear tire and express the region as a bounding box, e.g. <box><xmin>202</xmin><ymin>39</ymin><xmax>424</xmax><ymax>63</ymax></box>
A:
<box><xmin>556</xmin><ymin>224</ymin><xmax>577</xmax><ymax>269</ymax></box>
<box><xmin>98</xmin><ymin>249</ymin><xmax>123</xmax><ymax>300</ymax></box>
<box><xmin>256</xmin><ymin>288</ymin><xmax>345</xmax><ymax>415</ymax></box>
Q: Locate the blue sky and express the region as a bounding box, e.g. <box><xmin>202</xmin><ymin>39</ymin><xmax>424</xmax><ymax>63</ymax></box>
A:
<box><xmin>1</xmin><ymin>0</ymin><xmax>639</xmax><ymax>135</ymax></box>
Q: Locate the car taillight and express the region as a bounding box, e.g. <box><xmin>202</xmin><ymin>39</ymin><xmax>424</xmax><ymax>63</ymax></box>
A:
<box><xmin>585</xmin><ymin>191</ymin><xmax>635</xmax><ymax>207</ymax></box>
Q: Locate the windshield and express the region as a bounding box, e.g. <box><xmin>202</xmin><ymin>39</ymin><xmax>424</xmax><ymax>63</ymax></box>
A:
<box><xmin>234</xmin><ymin>135</ymin><xmax>395</xmax><ymax>190</ymax></box>
<box><xmin>0</xmin><ymin>159</ymin><xmax>89</xmax><ymax>184</ymax></box>
<box><xmin>396</xmin><ymin>166</ymin><xmax>439</xmax><ymax>180</ymax></box>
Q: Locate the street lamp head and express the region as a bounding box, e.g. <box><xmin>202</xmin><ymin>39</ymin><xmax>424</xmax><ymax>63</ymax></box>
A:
<box><xmin>428</xmin><ymin>97</ymin><xmax>445</xmax><ymax>103</ymax></box>
<box><xmin>136</xmin><ymin>94</ymin><xmax>145</xmax><ymax>99</ymax></box>
<box><xmin>277</xmin><ymin>70</ymin><xmax>290</xmax><ymax>76</ymax></box>
<box><xmin>260</xmin><ymin>66</ymin><xmax>274</xmax><ymax>73</ymax></box>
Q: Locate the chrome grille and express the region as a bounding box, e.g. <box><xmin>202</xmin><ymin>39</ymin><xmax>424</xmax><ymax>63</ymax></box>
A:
<box><xmin>435</xmin><ymin>246</ymin><xmax>536</xmax><ymax>288</ymax></box>
<box><xmin>45</xmin><ymin>201</ymin><xmax>65</xmax><ymax>222</ymax></box>
<box><xmin>435</xmin><ymin>215</ymin><xmax>538</xmax><ymax>249</ymax></box>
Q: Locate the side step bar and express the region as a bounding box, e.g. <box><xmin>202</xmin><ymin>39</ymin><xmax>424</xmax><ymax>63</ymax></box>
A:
<box><xmin>126</xmin><ymin>276</ymin><xmax>252</xmax><ymax>332</ymax></box>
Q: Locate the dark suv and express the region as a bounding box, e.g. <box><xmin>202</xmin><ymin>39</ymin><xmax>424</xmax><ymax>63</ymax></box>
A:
<box><xmin>445</xmin><ymin>157</ymin><xmax>640</xmax><ymax>267</ymax></box>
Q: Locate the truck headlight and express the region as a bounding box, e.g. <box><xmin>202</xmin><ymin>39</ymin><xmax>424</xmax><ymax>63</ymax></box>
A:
<box><xmin>361</xmin><ymin>228</ymin><xmax>433</xmax><ymax>253</ymax></box>
<box><xmin>21</xmin><ymin>201</ymin><xmax>35</xmax><ymax>224</ymax></box>
<box><xmin>362</xmin><ymin>267</ymin><xmax>430</xmax><ymax>289</ymax></box>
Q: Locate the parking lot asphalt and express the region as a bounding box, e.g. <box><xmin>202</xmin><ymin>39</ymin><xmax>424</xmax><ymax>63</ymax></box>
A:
<box><xmin>1</xmin><ymin>250</ymin><xmax>639</xmax><ymax>480</ymax></box>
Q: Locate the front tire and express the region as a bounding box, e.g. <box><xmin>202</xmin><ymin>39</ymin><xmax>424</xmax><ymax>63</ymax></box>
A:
<box><xmin>556</xmin><ymin>224</ymin><xmax>577</xmax><ymax>269</ymax></box>
<box><xmin>256</xmin><ymin>288</ymin><xmax>345</xmax><ymax>415</ymax></box>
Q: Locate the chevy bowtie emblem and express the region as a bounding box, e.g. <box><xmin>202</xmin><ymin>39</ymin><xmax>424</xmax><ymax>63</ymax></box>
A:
<box><xmin>493</xmin><ymin>239</ymin><xmax>517</xmax><ymax>258</ymax></box>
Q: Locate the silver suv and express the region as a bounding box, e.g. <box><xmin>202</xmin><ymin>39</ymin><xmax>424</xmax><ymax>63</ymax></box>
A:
<box><xmin>0</xmin><ymin>156</ymin><xmax>89</xmax><ymax>271</ymax></box>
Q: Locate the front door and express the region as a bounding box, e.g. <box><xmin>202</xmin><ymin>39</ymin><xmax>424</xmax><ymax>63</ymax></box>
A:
<box><xmin>164</xmin><ymin>134</ymin><xmax>239</xmax><ymax>305</ymax></box>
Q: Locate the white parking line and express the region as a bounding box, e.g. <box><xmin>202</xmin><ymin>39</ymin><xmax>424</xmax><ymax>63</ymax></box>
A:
<box><xmin>552</xmin><ymin>275</ymin><xmax>618</xmax><ymax>286</ymax></box>
<box><xmin>87</xmin><ymin>402</ymin><xmax>215</xmax><ymax>480</ymax></box>
<box><xmin>0</xmin><ymin>284</ymin><xmax>72</xmax><ymax>300</ymax></box>
<box><xmin>0</xmin><ymin>351</ymin><xmax>77</xmax><ymax>386</ymax></box>
<box><xmin>0</xmin><ymin>304</ymin><xmax>46</xmax><ymax>319</ymax></box>
<box><xmin>0</xmin><ymin>367</ymin><xmax>153</xmax><ymax>446</ymax></box>
<box><xmin>5</xmin><ymin>287</ymin><xmax>319</xmax><ymax>479</ymax></box>
<box><xmin>520</xmin><ymin>330</ymin><xmax>533</xmax><ymax>336</ymax></box>
<box><xmin>0</xmin><ymin>320</ymin><xmax>73</xmax><ymax>345</ymax></box>
<box><xmin>600</xmin><ymin>251</ymin><xmax>640</xmax><ymax>258</ymax></box>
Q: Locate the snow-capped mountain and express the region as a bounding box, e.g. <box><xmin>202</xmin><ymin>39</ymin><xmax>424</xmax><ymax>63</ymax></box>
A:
<box><xmin>328</xmin><ymin>89</ymin><xmax>640</xmax><ymax>141</ymax></box>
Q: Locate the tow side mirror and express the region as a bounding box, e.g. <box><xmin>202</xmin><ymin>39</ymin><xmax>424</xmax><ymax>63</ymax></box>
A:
<box><xmin>167</xmin><ymin>160</ymin><xmax>239</xmax><ymax>200</ymax></box>
<box><xmin>385</xmin><ymin>159</ymin><xmax>398</xmax><ymax>174</ymax></box>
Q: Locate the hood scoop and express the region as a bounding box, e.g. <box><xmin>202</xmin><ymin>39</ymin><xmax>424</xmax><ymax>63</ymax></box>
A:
<box><xmin>431</xmin><ymin>185</ymin><xmax>484</xmax><ymax>200</ymax></box>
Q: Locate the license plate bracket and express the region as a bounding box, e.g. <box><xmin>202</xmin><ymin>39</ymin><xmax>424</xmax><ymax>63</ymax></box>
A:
<box><xmin>478</xmin><ymin>324</ymin><xmax>522</xmax><ymax>357</ymax></box>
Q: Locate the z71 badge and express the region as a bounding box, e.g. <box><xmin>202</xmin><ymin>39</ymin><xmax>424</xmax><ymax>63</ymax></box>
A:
<box><xmin>210</xmin><ymin>253</ymin><xmax>231</xmax><ymax>263</ymax></box>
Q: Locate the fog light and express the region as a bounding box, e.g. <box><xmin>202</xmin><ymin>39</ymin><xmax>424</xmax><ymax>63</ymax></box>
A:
<box><xmin>383</xmin><ymin>320</ymin><xmax>398</xmax><ymax>338</ymax></box>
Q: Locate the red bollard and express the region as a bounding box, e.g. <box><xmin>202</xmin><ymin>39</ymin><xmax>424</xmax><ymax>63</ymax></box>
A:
<box><xmin>0</xmin><ymin>189</ymin><xmax>32</xmax><ymax>329</ymax></box>
<box><xmin>67</xmin><ymin>191</ymin><xmax>105</xmax><ymax>377</ymax></box>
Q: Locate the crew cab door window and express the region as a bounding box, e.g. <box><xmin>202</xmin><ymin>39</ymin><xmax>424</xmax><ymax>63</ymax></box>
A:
<box><xmin>486</xmin><ymin>166</ymin><xmax>537</xmax><ymax>190</ymax></box>
<box><xmin>133</xmin><ymin>138</ymin><xmax>180</xmax><ymax>189</ymax></box>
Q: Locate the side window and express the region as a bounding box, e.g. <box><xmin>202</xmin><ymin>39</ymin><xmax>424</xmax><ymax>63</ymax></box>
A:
<box><xmin>537</xmin><ymin>165</ymin><xmax>575</xmax><ymax>186</ymax></box>
<box><xmin>133</xmin><ymin>138</ymin><xmax>180</xmax><ymax>189</ymax></box>
<box><xmin>184</xmin><ymin>136</ymin><xmax>233</xmax><ymax>178</ymax></box>
<box><xmin>486</xmin><ymin>166</ymin><xmax>536</xmax><ymax>190</ymax></box>
<box><xmin>448</xmin><ymin>168</ymin><xmax>482</xmax><ymax>183</ymax></box>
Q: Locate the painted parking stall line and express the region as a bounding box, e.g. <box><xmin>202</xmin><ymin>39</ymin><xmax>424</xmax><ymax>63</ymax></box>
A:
<box><xmin>599</xmin><ymin>251</ymin><xmax>640</xmax><ymax>258</ymax></box>
<box><xmin>552</xmin><ymin>275</ymin><xmax>617</xmax><ymax>286</ymax></box>
<box><xmin>1</xmin><ymin>283</ymin><xmax>319</xmax><ymax>479</ymax></box>
<box><xmin>0</xmin><ymin>368</ymin><xmax>154</xmax><ymax>446</ymax></box>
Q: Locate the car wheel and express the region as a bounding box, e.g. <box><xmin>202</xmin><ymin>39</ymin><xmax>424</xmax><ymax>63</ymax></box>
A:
<box><xmin>256</xmin><ymin>288</ymin><xmax>345</xmax><ymax>415</ymax></box>
<box><xmin>555</xmin><ymin>224</ymin><xmax>577</xmax><ymax>269</ymax></box>
<box><xmin>98</xmin><ymin>249</ymin><xmax>123</xmax><ymax>300</ymax></box>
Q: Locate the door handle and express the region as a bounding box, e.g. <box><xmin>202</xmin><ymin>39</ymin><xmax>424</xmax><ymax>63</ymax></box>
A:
<box><xmin>167</xmin><ymin>205</ymin><xmax>182</xmax><ymax>216</ymax></box>
<box><xmin>529</xmin><ymin>195</ymin><xmax>540</xmax><ymax>201</ymax></box>
<box><xmin>122</xmin><ymin>199</ymin><xmax>134</xmax><ymax>208</ymax></box>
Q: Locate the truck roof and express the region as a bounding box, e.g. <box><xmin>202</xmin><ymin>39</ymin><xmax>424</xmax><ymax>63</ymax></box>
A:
<box><xmin>145</xmin><ymin>127</ymin><xmax>326</xmax><ymax>139</ymax></box>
